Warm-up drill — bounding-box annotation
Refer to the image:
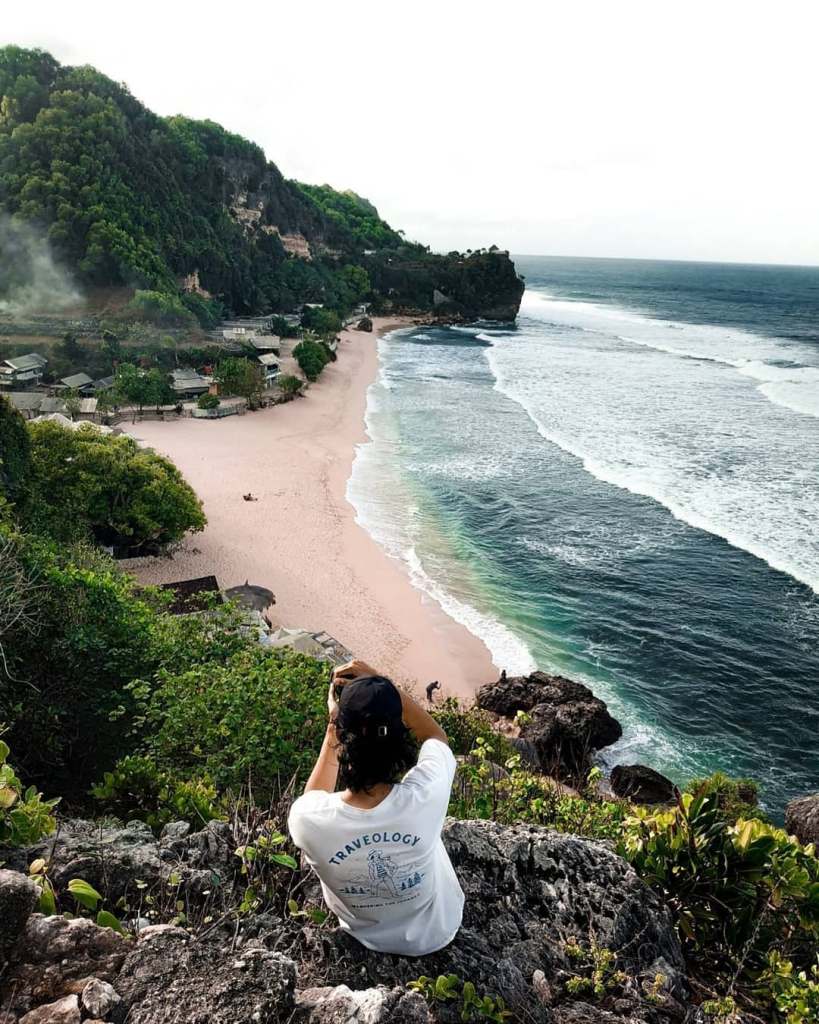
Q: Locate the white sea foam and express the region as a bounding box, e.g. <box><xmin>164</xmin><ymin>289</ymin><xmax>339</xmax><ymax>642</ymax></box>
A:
<box><xmin>347</xmin><ymin>357</ymin><xmax>537</xmax><ymax>675</ymax></box>
<box><xmin>488</xmin><ymin>291</ymin><xmax>819</xmax><ymax>594</ymax></box>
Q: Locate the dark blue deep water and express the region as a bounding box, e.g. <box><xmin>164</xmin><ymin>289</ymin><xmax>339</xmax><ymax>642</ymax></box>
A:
<box><xmin>349</xmin><ymin>256</ymin><xmax>819</xmax><ymax>814</ymax></box>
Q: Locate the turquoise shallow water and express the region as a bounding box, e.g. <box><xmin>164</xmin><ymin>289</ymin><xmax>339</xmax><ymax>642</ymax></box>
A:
<box><xmin>348</xmin><ymin>256</ymin><xmax>819</xmax><ymax>814</ymax></box>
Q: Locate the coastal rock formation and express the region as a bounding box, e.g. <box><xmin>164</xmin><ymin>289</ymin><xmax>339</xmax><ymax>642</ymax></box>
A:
<box><xmin>610</xmin><ymin>765</ymin><xmax>677</xmax><ymax>806</ymax></box>
<box><xmin>356</xmin><ymin>317</ymin><xmax>373</xmax><ymax>332</ymax></box>
<box><xmin>477</xmin><ymin>672</ymin><xmax>623</xmax><ymax>779</ymax></box>
<box><xmin>784</xmin><ymin>791</ymin><xmax>819</xmax><ymax>846</ymax></box>
<box><xmin>1</xmin><ymin>818</ymin><xmax>686</xmax><ymax>1023</ymax></box>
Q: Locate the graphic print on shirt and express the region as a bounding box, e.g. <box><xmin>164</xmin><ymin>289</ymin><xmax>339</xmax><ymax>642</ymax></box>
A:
<box><xmin>339</xmin><ymin>849</ymin><xmax>426</xmax><ymax>900</ymax></box>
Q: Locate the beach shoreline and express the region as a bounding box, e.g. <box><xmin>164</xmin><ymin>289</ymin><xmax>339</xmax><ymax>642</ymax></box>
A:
<box><xmin>123</xmin><ymin>318</ymin><xmax>498</xmax><ymax>700</ymax></box>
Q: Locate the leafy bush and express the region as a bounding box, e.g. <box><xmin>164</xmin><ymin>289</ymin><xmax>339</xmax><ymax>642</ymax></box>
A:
<box><xmin>91</xmin><ymin>754</ymin><xmax>222</xmax><ymax>829</ymax></box>
<box><xmin>276</xmin><ymin>374</ymin><xmax>303</xmax><ymax>397</ymax></box>
<box><xmin>24</xmin><ymin>419</ymin><xmax>205</xmax><ymax>550</ymax></box>
<box><xmin>126</xmin><ymin>290</ymin><xmax>197</xmax><ymax>328</ymax></box>
<box><xmin>299</xmin><ymin>305</ymin><xmax>343</xmax><ymax>337</ymax></box>
<box><xmin>684</xmin><ymin>771</ymin><xmax>766</xmax><ymax>823</ymax></box>
<box><xmin>450</xmin><ymin>736</ymin><xmax>627</xmax><ymax>841</ymax></box>
<box><xmin>293</xmin><ymin>339</ymin><xmax>330</xmax><ymax>381</ymax></box>
<box><xmin>431</xmin><ymin>697</ymin><xmax>511</xmax><ymax>759</ymax></box>
<box><xmin>125</xmin><ymin>646</ymin><xmax>331</xmax><ymax>799</ymax></box>
<box><xmin>269</xmin><ymin>315</ymin><xmax>299</xmax><ymax>338</ymax></box>
<box><xmin>0</xmin><ymin>394</ymin><xmax>32</xmax><ymax>508</ymax></box>
<box><xmin>197</xmin><ymin>392</ymin><xmax>220</xmax><ymax>410</ymax></box>
<box><xmin>408</xmin><ymin>974</ymin><xmax>511</xmax><ymax>1022</ymax></box>
<box><xmin>762</xmin><ymin>952</ymin><xmax>819</xmax><ymax>1023</ymax></box>
<box><xmin>0</xmin><ymin>739</ymin><xmax>58</xmax><ymax>846</ymax></box>
<box><xmin>619</xmin><ymin>793</ymin><xmax>819</xmax><ymax>984</ymax></box>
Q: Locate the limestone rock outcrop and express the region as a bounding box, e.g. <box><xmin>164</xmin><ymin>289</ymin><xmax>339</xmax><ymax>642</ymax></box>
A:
<box><xmin>477</xmin><ymin>671</ymin><xmax>623</xmax><ymax>778</ymax></box>
<box><xmin>784</xmin><ymin>791</ymin><xmax>819</xmax><ymax>846</ymax></box>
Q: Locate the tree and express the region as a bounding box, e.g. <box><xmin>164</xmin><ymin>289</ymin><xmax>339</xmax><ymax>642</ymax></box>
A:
<box><xmin>113</xmin><ymin>363</ymin><xmax>171</xmax><ymax>418</ymax></box>
<box><xmin>57</xmin><ymin>331</ymin><xmax>83</xmax><ymax>364</ymax></box>
<box><xmin>24</xmin><ymin>419</ymin><xmax>206</xmax><ymax>551</ymax></box>
<box><xmin>293</xmin><ymin>339</ymin><xmax>330</xmax><ymax>381</ymax></box>
<box><xmin>62</xmin><ymin>387</ymin><xmax>81</xmax><ymax>421</ymax></box>
<box><xmin>0</xmin><ymin>395</ymin><xmax>32</xmax><ymax>506</ymax></box>
<box><xmin>215</xmin><ymin>357</ymin><xmax>264</xmax><ymax>408</ymax></box>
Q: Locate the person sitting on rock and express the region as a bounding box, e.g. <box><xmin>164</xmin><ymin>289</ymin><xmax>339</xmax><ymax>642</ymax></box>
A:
<box><xmin>288</xmin><ymin>660</ymin><xmax>464</xmax><ymax>955</ymax></box>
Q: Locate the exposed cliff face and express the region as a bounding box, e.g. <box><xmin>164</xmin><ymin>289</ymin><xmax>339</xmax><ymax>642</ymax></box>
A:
<box><xmin>0</xmin><ymin>46</ymin><xmax>523</xmax><ymax>321</ymax></box>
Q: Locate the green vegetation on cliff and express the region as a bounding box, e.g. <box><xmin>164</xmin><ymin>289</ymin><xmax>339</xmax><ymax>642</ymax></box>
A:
<box><xmin>0</xmin><ymin>46</ymin><xmax>523</xmax><ymax>320</ymax></box>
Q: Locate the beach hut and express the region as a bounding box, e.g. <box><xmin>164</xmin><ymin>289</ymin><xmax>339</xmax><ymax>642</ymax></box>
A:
<box><xmin>58</xmin><ymin>372</ymin><xmax>95</xmax><ymax>393</ymax></box>
<box><xmin>6</xmin><ymin>392</ymin><xmax>44</xmax><ymax>419</ymax></box>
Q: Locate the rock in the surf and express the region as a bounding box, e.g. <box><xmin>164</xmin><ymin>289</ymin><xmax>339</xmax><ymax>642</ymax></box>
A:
<box><xmin>610</xmin><ymin>764</ymin><xmax>677</xmax><ymax>805</ymax></box>
<box><xmin>784</xmin><ymin>792</ymin><xmax>819</xmax><ymax>846</ymax></box>
<box><xmin>477</xmin><ymin>671</ymin><xmax>622</xmax><ymax>780</ymax></box>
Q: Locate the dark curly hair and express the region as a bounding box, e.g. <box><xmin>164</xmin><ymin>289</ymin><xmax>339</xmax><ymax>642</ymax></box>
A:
<box><xmin>335</xmin><ymin>676</ymin><xmax>418</xmax><ymax>793</ymax></box>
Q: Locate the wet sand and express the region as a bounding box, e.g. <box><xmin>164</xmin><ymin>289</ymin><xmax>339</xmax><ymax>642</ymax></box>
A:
<box><xmin>124</xmin><ymin>318</ymin><xmax>497</xmax><ymax>700</ymax></box>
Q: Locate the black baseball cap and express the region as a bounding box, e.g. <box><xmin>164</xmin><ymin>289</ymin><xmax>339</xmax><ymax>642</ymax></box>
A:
<box><xmin>337</xmin><ymin>675</ymin><xmax>403</xmax><ymax>736</ymax></box>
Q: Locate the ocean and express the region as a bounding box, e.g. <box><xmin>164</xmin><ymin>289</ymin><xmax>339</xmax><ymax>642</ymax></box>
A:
<box><xmin>348</xmin><ymin>256</ymin><xmax>819</xmax><ymax>814</ymax></box>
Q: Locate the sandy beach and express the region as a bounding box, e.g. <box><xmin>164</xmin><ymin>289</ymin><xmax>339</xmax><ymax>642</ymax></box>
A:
<box><xmin>124</xmin><ymin>318</ymin><xmax>497</xmax><ymax>700</ymax></box>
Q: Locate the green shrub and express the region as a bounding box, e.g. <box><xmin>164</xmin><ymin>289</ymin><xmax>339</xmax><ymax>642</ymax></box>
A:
<box><xmin>619</xmin><ymin>793</ymin><xmax>819</xmax><ymax>982</ymax></box>
<box><xmin>197</xmin><ymin>392</ymin><xmax>220</xmax><ymax>410</ymax></box>
<box><xmin>293</xmin><ymin>339</ymin><xmax>330</xmax><ymax>381</ymax></box>
<box><xmin>450</xmin><ymin>736</ymin><xmax>627</xmax><ymax>840</ymax></box>
<box><xmin>431</xmin><ymin>698</ymin><xmax>512</xmax><ymax>759</ymax></box>
<box><xmin>126</xmin><ymin>290</ymin><xmax>197</xmax><ymax>328</ymax></box>
<box><xmin>684</xmin><ymin>771</ymin><xmax>766</xmax><ymax>824</ymax></box>
<box><xmin>762</xmin><ymin>951</ymin><xmax>819</xmax><ymax>1023</ymax></box>
<box><xmin>25</xmin><ymin>420</ymin><xmax>205</xmax><ymax>550</ymax></box>
<box><xmin>276</xmin><ymin>374</ymin><xmax>303</xmax><ymax>397</ymax></box>
<box><xmin>126</xmin><ymin>646</ymin><xmax>331</xmax><ymax>799</ymax></box>
<box><xmin>91</xmin><ymin>754</ymin><xmax>222</xmax><ymax>830</ymax></box>
<box><xmin>299</xmin><ymin>306</ymin><xmax>342</xmax><ymax>337</ymax></box>
<box><xmin>269</xmin><ymin>315</ymin><xmax>299</xmax><ymax>339</ymax></box>
<box><xmin>0</xmin><ymin>740</ymin><xmax>58</xmax><ymax>847</ymax></box>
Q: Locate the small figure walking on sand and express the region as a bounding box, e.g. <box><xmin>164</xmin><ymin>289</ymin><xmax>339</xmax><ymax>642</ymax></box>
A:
<box><xmin>425</xmin><ymin>680</ymin><xmax>441</xmax><ymax>704</ymax></box>
<box><xmin>243</xmin><ymin>492</ymin><xmax>258</xmax><ymax>502</ymax></box>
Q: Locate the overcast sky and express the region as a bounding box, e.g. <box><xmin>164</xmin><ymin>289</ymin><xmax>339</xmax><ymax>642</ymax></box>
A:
<box><xmin>4</xmin><ymin>0</ymin><xmax>818</xmax><ymax>265</ymax></box>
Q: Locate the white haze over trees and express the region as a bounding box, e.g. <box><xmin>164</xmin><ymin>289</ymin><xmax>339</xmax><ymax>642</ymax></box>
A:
<box><xmin>0</xmin><ymin>216</ymin><xmax>79</xmax><ymax>314</ymax></box>
<box><xmin>2</xmin><ymin>0</ymin><xmax>818</xmax><ymax>266</ymax></box>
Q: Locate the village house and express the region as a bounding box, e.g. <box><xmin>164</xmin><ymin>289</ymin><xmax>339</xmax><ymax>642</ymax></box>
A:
<box><xmin>170</xmin><ymin>367</ymin><xmax>211</xmax><ymax>398</ymax></box>
<box><xmin>257</xmin><ymin>352</ymin><xmax>280</xmax><ymax>386</ymax></box>
<box><xmin>0</xmin><ymin>352</ymin><xmax>48</xmax><ymax>389</ymax></box>
<box><xmin>247</xmin><ymin>335</ymin><xmax>281</xmax><ymax>354</ymax></box>
<box><xmin>57</xmin><ymin>372</ymin><xmax>95</xmax><ymax>394</ymax></box>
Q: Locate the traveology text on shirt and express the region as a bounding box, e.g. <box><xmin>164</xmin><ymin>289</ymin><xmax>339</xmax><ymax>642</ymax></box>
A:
<box><xmin>328</xmin><ymin>830</ymin><xmax>422</xmax><ymax>865</ymax></box>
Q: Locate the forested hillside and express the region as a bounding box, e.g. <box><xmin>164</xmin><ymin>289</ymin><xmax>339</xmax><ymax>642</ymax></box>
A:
<box><xmin>0</xmin><ymin>46</ymin><xmax>523</xmax><ymax>320</ymax></box>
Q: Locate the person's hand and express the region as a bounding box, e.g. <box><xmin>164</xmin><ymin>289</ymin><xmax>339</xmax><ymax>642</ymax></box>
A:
<box><xmin>327</xmin><ymin>680</ymin><xmax>339</xmax><ymax>720</ymax></box>
<box><xmin>332</xmin><ymin>659</ymin><xmax>377</xmax><ymax>683</ymax></box>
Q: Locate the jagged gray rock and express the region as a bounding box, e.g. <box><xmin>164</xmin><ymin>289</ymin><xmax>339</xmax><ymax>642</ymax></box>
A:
<box><xmin>0</xmin><ymin>868</ymin><xmax>39</xmax><ymax>962</ymax></box>
<box><xmin>610</xmin><ymin>765</ymin><xmax>676</xmax><ymax>805</ymax></box>
<box><xmin>3</xmin><ymin>914</ymin><xmax>128</xmax><ymax>1017</ymax></box>
<box><xmin>477</xmin><ymin>671</ymin><xmax>623</xmax><ymax>778</ymax></box>
<box><xmin>80</xmin><ymin>978</ymin><xmax>122</xmax><ymax>1021</ymax></box>
<box><xmin>18</xmin><ymin>994</ymin><xmax>81</xmax><ymax>1024</ymax></box>
<box><xmin>4</xmin><ymin>817</ymin><xmax>687</xmax><ymax>1023</ymax></box>
<box><xmin>0</xmin><ymin>818</ymin><xmax>235</xmax><ymax>906</ymax></box>
<box><xmin>295</xmin><ymin>985</ymin><xmax>432</xmax><ymax>1023</ymax></box>
<box><xmin>286</xmin><ymin>819</ymin><xmax>684</xmax><ymax>1022</ymax></box>
<box><xmin>784</xmin><ymin>792</ymin><xmax>819</xmax><ymax>846</ymax></box>
<box><xmin>114</xmin><ymin>925</ymin><xmax>297</xmax><ymax>1023</ymax></box>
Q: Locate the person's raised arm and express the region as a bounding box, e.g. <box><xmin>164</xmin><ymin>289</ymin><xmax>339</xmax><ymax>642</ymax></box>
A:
<box><xmin>399</xmin><ymin>686</ymin><xmax>448</xmax><ymax>745</ymax></box>
<box><xmin>302</xmin><ymin>681</ymin><xmax>341</xmax><ymax>793</ymax></box>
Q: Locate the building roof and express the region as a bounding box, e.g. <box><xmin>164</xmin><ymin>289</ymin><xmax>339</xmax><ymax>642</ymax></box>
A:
<box><xmin>91</xmin><ymin>375</ymin><xmax>115</xmax><ymax>391</ymax></box>
<box><xmin>257</xmin><ymin>353</ymin><xmax>280</xmax><ymax>367</ymax></box>
<box><xmin>170</xmin><ymin>368</ymin><xmax>211</xmax><ymax>392</ymax></box>
<box><xmin>60</xmin><ymin>372</ymin><xmax>94</xmax><ymax>389</ymax></box>
<box><xmin>6</xmin><ymin>392</ymin><xmax>44</xmax><ymax>412</ymax></box>
<box><xmin>3</xmin><ymin>353</ymin><xmax>48</xmax><ymax>371</ymax></box>
<box><xmin>248</xmin><ymin>335</ymin><xmax>281</xmax><ymax>351</ymax></box>
<box><xmin>38</xmin><ymin>396</ymin><xmax>67</xmax><ymax>414</ymax></box>
<box><xmin>79</xmin><ymin>398</ymin><xmax>98</xmax><ymax>414</ymax></box>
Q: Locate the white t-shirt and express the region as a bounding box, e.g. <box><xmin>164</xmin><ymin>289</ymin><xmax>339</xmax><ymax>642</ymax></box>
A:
<box><xmin>288</xmin><ymin>738</ymin><xmax>464</xmax><ymax>955</ymax></box>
